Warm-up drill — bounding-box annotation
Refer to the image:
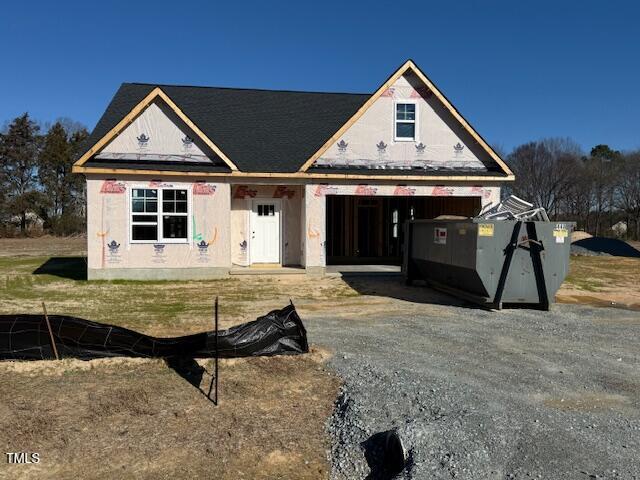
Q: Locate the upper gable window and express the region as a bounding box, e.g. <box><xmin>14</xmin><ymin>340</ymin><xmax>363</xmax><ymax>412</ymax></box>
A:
<box><xmin>394</xmin><ymin>103</ymin><xmax>417</xmax><ymax>141</ymax></box>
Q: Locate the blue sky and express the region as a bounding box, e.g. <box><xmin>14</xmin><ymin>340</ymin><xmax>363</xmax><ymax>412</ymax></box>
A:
<box><xmin>1</xmin><ymin>0</ymin><xmax>638</xmax><ymax>153</ymax></box>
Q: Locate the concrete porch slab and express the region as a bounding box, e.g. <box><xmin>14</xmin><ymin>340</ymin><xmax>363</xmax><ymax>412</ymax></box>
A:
<box><xmin>326</xmin><ymin>265</ymin><xmax>402</xmax><ymax>277</ymax></box>
<box><xmin>228</xmin><ymin>265</ymin><xmax>403</xmax><ymax>276</ymax></box>
<box><xmin>229</xmin><ymin>265</ymin><xmax>306</xmax><ymax>275</ymax></box>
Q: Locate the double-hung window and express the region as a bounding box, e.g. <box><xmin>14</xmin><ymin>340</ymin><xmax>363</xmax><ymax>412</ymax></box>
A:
<box><xmin>394</xmin><ymin>102</ymin><xmax>417</xmax><ymax>141</ymax></box>
<box><xmin>130</xmin><ymin>188</ymin><xmax>188</xmax><ymax>242</ymax></box>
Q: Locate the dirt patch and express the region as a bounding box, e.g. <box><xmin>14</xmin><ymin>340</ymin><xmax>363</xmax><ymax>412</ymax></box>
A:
<box><xmin>571</xmin><ymin>230</ymin><xmax>592</xmax><ymax>242</ymax></box>
<box><xmin>543</xmin><ymin>393</ymin><xmax>632</xmax><ymax>413</ymax></box>
<box><xmin>557</xmin><ymin>255</ymin><xmax>640</xmax><ymax>310</ymax></box>
<box><xmin>555</xmin><ymin>291</ymin><xmax>640</xmax><ymax>312</ymax></box>
<box><xmin>0</xmin><ymin>357</ymin><xmax>160</xmax><ymax>376</ymax></box>
<box><xmin>0</xmin><ymin>347</ymin><xmax>339</xmax><ymax>480</ymax></box>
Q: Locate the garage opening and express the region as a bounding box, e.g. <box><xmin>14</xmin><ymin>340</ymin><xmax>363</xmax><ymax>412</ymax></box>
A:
<box><xmin>326</xmin><ymin>195</ymin><xmax>481</xmax><ymax>265</ymax></box>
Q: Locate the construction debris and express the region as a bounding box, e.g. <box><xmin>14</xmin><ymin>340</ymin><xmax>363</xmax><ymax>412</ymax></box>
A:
<box><xmin>477</xmin><ymin>195</ymin><xmax>550</xmax><ymax>222</ymax></box>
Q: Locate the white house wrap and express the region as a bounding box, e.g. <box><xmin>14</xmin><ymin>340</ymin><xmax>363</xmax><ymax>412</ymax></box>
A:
<box><xmin>74</xmin><ymin>60</ymin><xmax>513</xmax><ymax>279</ymax></box>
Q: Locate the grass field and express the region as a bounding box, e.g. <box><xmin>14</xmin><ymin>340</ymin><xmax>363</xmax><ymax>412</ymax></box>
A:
<box><xmin>1</xmin><ymin>237</ymin><xmax>639</xmax><ymax>479</ymax></box>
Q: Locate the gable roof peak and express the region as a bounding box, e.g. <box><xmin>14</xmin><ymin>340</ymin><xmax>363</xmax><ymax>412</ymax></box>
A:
<box><xmin>299</xmin><ymin>58</ymin><xmax>513</xmax><ymax>177</ymax></box>
<box><xmin>73</xmin><ymin>86</ymin><xmax>238</xmax><ymax>171</ymax></box>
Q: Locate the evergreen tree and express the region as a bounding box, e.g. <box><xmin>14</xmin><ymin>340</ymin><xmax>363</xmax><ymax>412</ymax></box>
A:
<box><xmin>0</xmin><ymin>132</ymin><xmax>6</xmax><ymax>223</ymax></box>
<box><xmin>68</xmin><ymin>128</ymin><xmax>89</xmax><ymax>221</ymax></box>
<box><xmin>38</xmin><ymin>123</ymin><xmax>89</xmax><ymax>233</ymax></box>
<box><xmin>0</xmin><ymin>113</ymin><xmax>41</xmax><ymax>234</ymax></box>
<box><xmin>38</xmin><ymin>122</ymin><xmax>70</xmax><ymax>218</ymax></box>
<box><xmin>588</xmin><ymin>144</ymin><xmax>623</xmax><ymax>235</ymax></box>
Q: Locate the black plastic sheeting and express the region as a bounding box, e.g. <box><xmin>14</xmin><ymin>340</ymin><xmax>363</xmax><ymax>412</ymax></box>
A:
<box><xmin>0</xmin><ymin>304</ymin><xmax>308</xmax><ymax>361</ymax></box>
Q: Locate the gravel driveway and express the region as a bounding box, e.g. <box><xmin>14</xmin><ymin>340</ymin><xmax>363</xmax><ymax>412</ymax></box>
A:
<box><xmin>306</xmin><ymin>293</ymin><xmax>640</xmax><ymax>479</ymax></box>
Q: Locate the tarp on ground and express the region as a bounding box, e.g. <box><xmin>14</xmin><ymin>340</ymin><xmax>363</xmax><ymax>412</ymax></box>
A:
<box><xmin>0</xmin><ymin>304</ymin><xmax>308</xmax><ymax>361</ymax></box>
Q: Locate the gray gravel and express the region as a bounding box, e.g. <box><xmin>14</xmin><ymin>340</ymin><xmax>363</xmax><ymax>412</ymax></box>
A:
<box><xmin>570</xmin><ymin>245</ymin><xmax>610</xmax><ymax>256</ymax></box>
<box><xmin>306</xmin><ymin>294</ymin><xmax>640</xmax><ymax>479</ymax></box>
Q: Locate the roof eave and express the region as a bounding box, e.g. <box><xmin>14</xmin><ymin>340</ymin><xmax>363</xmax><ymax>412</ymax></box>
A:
<box><xmin>72</xmin><ymin>164</ymin><xmax>515</xmax><ymax>182</ymax></box>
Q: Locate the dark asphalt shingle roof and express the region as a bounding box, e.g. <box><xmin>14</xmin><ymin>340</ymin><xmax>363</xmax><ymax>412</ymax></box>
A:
<box><xmin>81</xmin><ymin>83</ymin><xmax>370</xmax><ymax>173</ymax></box>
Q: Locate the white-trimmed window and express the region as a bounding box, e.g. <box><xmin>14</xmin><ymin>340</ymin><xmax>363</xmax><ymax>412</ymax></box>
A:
<box><xmin>394</xmin><ymin>102</ymin><xmax>417</xmax><ymax>141</ymax></box>
<box><xmin>130</xmin><ymin>188</ymin><xmax>189</xmax><ymax>243</ymax></box>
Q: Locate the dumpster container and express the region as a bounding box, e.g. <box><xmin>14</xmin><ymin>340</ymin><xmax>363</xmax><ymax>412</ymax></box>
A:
<box><xmin>403</xmin><ymin>219</ymin><xmax>574</xmax><ymax>310</ymax></box>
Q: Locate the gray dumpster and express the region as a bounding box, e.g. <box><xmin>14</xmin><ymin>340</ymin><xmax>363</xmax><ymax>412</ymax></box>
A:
<box><xmin>403</xmin><ymin>219</ymin><xmax>574</xmax><ymax>310</ymax></box>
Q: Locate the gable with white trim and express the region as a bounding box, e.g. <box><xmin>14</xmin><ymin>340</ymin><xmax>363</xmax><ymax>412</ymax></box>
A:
<box><xmin>97</xmin><ymin>100</ymin><xmax>215</xmax><ymax>164</ymax></box>
<box><xmin>311</xmin><ymin>72</ymin><xmax>489</xmax><ymax>171</ymax></box>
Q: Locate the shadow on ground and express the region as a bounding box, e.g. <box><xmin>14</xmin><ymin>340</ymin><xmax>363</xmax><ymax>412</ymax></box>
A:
<box><xmin>165</xmin><ymin>356</ymin><xmax>218</xmax><ymax>404</ymax></box>
<box><xmin>340</xmin><ymin>274</ymin><xmax>482</xmax><ymax>310</ymax></box>
<box><xmin>165</xmin><ymin>356</ymin><xmax>206</xmax><ymax>388</ymax></box>
<box><xmin>33</xmin><ymin>256</ymin><xmax>87</xmax><ymax>281</ymax></box>
<box><xmin>361</xmin><ymin>430</ymin><xmax>408</xmax><ymax>479</ymax></box>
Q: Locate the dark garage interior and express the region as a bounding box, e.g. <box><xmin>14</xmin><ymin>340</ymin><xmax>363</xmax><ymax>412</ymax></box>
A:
<box><xmin>326</xmin><ymin>195</ymin><xmax>481</xmax><ymax>265</ymax></box>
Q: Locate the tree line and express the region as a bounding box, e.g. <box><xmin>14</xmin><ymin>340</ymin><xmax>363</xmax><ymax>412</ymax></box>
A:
<box><xmin>0</xmin><ymin>113</ymin><xmax>88</xmax><ymax>236</ymax></box>
<box><xmin>504</xmin><ymin>138</ymin><xmax>640</xmax><ymax>240</ymax></box>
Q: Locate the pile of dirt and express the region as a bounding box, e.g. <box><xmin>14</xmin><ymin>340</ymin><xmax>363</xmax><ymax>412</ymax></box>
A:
<box><xmin>570</xmin><ymin>237</ymin><xmax>640</xmax><ymax>257</ymax></box>
<box><xmin>571</xmin><ymin>230</ymin><xmax>592</xmax><ymax>243</ymax></box>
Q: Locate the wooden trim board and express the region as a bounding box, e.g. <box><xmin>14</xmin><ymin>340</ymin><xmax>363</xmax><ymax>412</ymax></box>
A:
<box><xmin>72</xmin><ymin>164</ymin><xmax>513</xmax><ymax>182</ymax></box>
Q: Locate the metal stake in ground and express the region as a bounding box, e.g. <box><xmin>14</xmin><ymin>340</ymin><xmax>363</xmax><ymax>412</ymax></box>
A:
<box><xmin>41</xmin><ymin>302</ymin><xmax>60</xmax><ymax>360</ymax></box>
<box><xmin>207</xmin><ymin>296</ymin><xmax>219</xmax><ymax>405</ymax></box>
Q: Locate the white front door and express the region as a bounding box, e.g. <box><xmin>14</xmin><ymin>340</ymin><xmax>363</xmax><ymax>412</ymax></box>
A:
<box><xmin>251</xmin><ymin>200</ymin><xmax>281</xmax><ymax>264</ymax></box>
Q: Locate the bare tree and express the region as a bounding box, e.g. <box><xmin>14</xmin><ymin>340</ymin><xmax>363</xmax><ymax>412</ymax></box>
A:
<box><xmin>586</xmin><ymin>145</ymin><xmax>622</xmax><ymax>235</ymax></box>
<box><xmin>560</xmin><ymin>163</ymin><xmax>592</xmax><ymax>230</ymax></box>
<box><xmin>506</xmin><ymin>138</ymin><xmax>583</xmax><ymax>215</ymax></box>
<box><xmin>617</xmin><ymin>151</ymin><xmax>640</xmax><ymax>240</ymax></box>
